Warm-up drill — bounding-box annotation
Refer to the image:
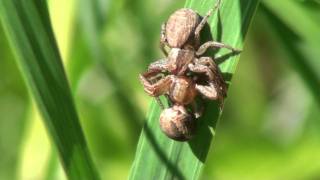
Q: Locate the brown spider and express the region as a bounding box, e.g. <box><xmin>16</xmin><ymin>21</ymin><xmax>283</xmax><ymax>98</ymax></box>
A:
<box><xmin>139</xmin><ymin>0</ymin><xmax>241</xmax><ymax>141</ymax></box>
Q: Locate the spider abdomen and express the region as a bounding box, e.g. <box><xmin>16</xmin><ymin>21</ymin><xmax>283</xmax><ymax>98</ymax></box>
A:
<box><xmin>166</xmin><ymin>8</ymin><xmax>201</xmax><ymax>48</ymax></box>
<box><xmin>159</xmin><ymin>105</ymin><xmax>196</xmax><ymax>141</ymax></box>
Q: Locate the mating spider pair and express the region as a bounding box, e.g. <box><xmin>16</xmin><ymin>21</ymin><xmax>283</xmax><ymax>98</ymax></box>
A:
<box><xmin>139</xmin><ymin>0</ymin><xmax>240</xmax><ymax>141</ymax></box>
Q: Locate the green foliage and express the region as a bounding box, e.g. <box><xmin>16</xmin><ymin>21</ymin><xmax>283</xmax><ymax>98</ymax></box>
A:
<box><xmin>0</xmin><ymin>1</ymin><xmax>99</xmax><ymax>179</ymax></box>
<box><xmin>262</xmin><ymin>0</ymin><xmax>320</xmax><ymax>105</ymax></box>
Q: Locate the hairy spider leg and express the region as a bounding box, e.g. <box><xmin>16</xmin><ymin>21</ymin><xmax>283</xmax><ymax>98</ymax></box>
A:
<box><xmin>139</xmin><ymin>74</ymin><xmax>174</xmax><ymax>97</ymax></box>
<box><xmin>196</xmin><ymin>41</ymin><xmax>241</xmax><ymax>56</ymax></box>
<box><xmin>190</xmin><ymin>99</ymin><xmax>204</xmax><ymax>119</ymax></box>
<box><xmin>189</xmin><ymin>57</ymin><xmax>227</xmax><ymax>103</ymax></box>
<box><xmin>147</xmin><ymin>58</ymin><xmax>170</xmax><ymax>73</ymax></box>
<box><xmin>188</xmin><ymin>62</ymin><xmax>215</xmax><ymax>80</ymax></box>
<box><xmin>194</xmin><ymin>0</ymin><xmax>221</xmax><ymax>47</ymax></box>
<box><xmin>160</xmin><ymin>23</ymin><xmax>169</xmax><ymax>56</ymax></box>
<box><xmin>144</xmin><ymin>58</ymin><xmax>173</xmax><ymax>109</ymax></box>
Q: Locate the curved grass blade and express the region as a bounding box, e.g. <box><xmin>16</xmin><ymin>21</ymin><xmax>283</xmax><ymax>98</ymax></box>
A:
<box><xmin>129</xmin><ymin>0</ymin><xmax>260</xmax><ymax>179</ymax></box>
<box><xmin>0</xmin><ymin>0</ymin><xmax>100</xmax><ymax>179</ymax></box>
<box><xmin>76</xmin><ymin>0</ymin><xmax>143</xmax><ymax>142</ymax></box>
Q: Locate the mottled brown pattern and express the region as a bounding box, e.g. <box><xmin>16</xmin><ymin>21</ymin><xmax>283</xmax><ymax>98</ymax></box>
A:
<box><xmin>165</xmin><ymin>8</ymin><xmax>200</xmax><ymax>48</ymax></box>
<box><xmin>170</xmin><ymin>77</ymin><xmax>197</xmax><ymax>105</ymax></box>
<box><xmin>159</xmin><ymin>105</ymin><xmax>195</xmax><ymax>141</ymax></box>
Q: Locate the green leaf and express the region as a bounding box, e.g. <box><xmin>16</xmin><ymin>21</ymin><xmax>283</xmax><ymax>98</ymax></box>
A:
<box><xmin>129</xmin><ymin>0</ymin><xmax>260</xmax><ymax>179</ymax></box>
<box><xmin>0</xmin><ymin>1</ymin><xmax>100</xmax><ymax>179</ymax></box>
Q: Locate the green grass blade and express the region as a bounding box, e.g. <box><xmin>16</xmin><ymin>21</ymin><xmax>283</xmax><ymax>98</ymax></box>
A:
<box><xmin>129</xmin><ymin>0</ymin><xmax>260</xmax><ymax>179</ymax></box>
<box><xmin>262</xmin><ymin>0</ymin><xmax>320</xmax><ymax>105</ymax></box>
<box><xmin>0</xmin><ymin>1</ymin><xmax>100</xmax><ymax>179</ymax></box>
<box><xmin>77</xmin><ymin>0</ymin><xmax>143</xmax><ymax>139</ymax></box>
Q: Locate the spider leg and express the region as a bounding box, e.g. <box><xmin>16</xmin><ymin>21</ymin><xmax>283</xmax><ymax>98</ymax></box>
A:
<box><xmin>196</xmin><ymin>82</ymin><xmax>225</xmax><ymax>110</ymax></box>
<box><xmin>151</xmin><ymin>98</ymin><xmax>163</xmax><ymax>110</ymax></box>
<box><xmin>195</xmin><ymin>57</ymin><xmax>224</xmax><ymax>81</ymax></box>
<box><xmin>139</xmin><ymin>74</ymin><xmax>174</xmax><ymax>97</ymax></box>
<box><xmin>142</xmin><ymin>58</ymin><xmax>171</xmax><ymax>109</ymax></box>
<box><xmin>190</xmin><ymin>57</ymin><xmax>227</xmax><ymax>103</ymax></box>
<box><xmin>194</xmin><ymin>0</ymin><xmax>221</xmax><ymax>46</ymax></box>
<box><xmin>160</xmin><ymin>23</ymin><xmax>169</xmax><ymax>56</ymax></box>
<box><xmin>197</xmin><ymin>57</ymin><xmax>227</xmax><ymax>90</ymax></box>
<box><xmin>190</xmin><ymin>99</ymin><xmax>204</xmax><ymax>119</ymax></box>
<box><xmin>196</xmin><ymin>41</ymin><xmax>241</xmax><ymax>56</ymax></box>
<box><xmin>188</xmin><ymin>61</ymin><xmax>215</xmax><ymax>80</ymax></box>
<box><xmin>147</xmin><ymin>58</ymin><xmax>170</xmax><ymax>73</ymax></box>
<box><xmin>194</xmin><ymin>56</ymin><xmax>216</xmax><ymax>70</ymax></box>
<box><xmin>195</xmin><ymin>83</ymin><xmax>218</xmax><ymax>100</ymax></box>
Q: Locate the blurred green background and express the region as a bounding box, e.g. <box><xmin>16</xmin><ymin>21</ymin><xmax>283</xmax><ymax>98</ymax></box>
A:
<box><xmin>1</xmin><ymin>0</ymin><xmax>320</xmax><ymax>179</ymax></box>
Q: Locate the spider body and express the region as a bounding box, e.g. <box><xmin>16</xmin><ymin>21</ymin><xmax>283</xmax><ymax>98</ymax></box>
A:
<box><xmin>165</xmin><ymin>8</ymin><xmax>200</xmax><ymax>49</ymax></box>
<box><xmin>140</xmin><ymin>74</ymin><xmax>199</xmax><ymax>105</ymax></box>
<box><xmin>169</xmin><ymin>76</ymin><xmax>197</xmax><ymax>105</ymax></box>
<box><xmin>159</xmin><ymin>105</ymin><xmax>195</xmax><ymax>141</ymax></box>
<box><xmin>141</xmin><ymin>52</ymin><xmax>225</xmax><ymax>103</ymax></box>
<box><xmin>166</xmin><ymin>48</ymin><xmax>194</xmax><ymax>75</ymax></box>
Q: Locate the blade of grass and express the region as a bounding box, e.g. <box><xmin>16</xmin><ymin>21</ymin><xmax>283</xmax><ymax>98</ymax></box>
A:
<box><xmin>0</xmin><ymin>21</ymin><xmax>30</xmax><ymax>180</ymax></box>
<box><xmin>0</xmin><ymin>0</ymin><xmax>100</xmax><ymax>179</ymax></box>
<box><xmin>263</xmin><ymin>0</ymin><xmax>320</xmax><ymax>45</ymax></box>
<box><xmin>129</xmin><ymin>0</ymin><xmax>260</xmax><ymax>179</ymax></box>
<box><xmin>17</xmin><ymin>1</ymin><xmax>78</xmax><ymax>179</ymax></box>
<box><xmin>77</xmin><ymin>0</ymin><xmax>143</xmax><ymax>142</ymax></box>
<box><xmin>262</xmin><ymin>1</ymin><xmax>320</xmax><ymax>105</ymax></box>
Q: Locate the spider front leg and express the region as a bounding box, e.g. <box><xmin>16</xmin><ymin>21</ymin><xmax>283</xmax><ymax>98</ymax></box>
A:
<box><xmin>160</xmin><ymin>23</ymin><xmax>169</xmax><ymax>56</ymax></box>
<box><xmin>190</xmin><ymin>99</ymin><xmax>204</xmax><ymax>119</ymax></box>
<box><xmin>189</xmin><ymin>57</ymin><xmax>227</xmax><ymax>100</ymax></box>
<box><xmin>188</xmin><ymin>60</ymin><xmax>215</xmax><ymax>80</ymax></box>
<box><xmin>195</xmin><ymin>57</ymin><xmax>226</xmax><ymax>83</ymax></box>
<box><xmin>196</xmin><ymin>82</ymin><xmax>225</xmax><ymax>109</ymax></box>
<box><xmin>142</xmin><ymin>58</ymin><xmax>172</xmax><ymax>109</ymax></box>
<box><xmin>148</xmin><ymin>58</ymin><xmax>170</xmax><ymax>73</ymax></box>
<box><xmin>139</xmin><ymin>74</ymin><xmax>174</xmax><ymax>97</ymax></box>
<box><xmin>195</xmin><ymin>82</ymin><xmax>218</xmax><ymax>100</ymax></box>
<box><xmin>194</xmin><ymin>0</ymin><xmax>221</xmax><ymax>46</ymax></box>
<box><xmin>194</xmin><ymin>56</ymin><xmax>217</xmax><ymax>72</ymax></box>
<box><xmin>196</xmin><ymin>41</ymin><xmax>241</xmax><ymax>56</ymax></box>
<box><xmin>197</xmin><ymin>57</ymin><xmax>227</xmax><ymax>95</ymax></box>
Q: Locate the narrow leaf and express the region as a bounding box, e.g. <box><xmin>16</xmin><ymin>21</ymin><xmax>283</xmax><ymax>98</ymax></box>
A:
<box><xmin>0</xmin><ymin>0</ymin><xmax>100</xmax><ymax>179</ymax></box>
<box><xmin>129</xmin><ymin>0</ymin><xmax>260</xmax><ymax>179</ymax></box>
